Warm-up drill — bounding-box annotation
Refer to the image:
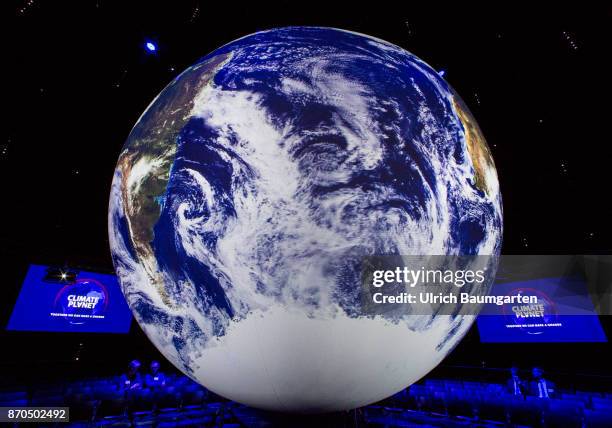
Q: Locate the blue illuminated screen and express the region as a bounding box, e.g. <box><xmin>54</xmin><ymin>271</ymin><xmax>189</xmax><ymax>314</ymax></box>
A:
<box><xmin>7</xmin><ymin>264</ymin><xmax>132</xmax><ymax>333</ymax></box>
<box><xmin>477</xmin><ymin>277</ymin><xmax>607</xmax><ymax>343</ymax></box>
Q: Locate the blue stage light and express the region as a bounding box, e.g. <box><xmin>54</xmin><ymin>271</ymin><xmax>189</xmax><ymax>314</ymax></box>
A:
<box><xmin>145</xmin><ymin>41</ymin><xmax>157</xmax><ymax>52</ymax></box>
<box><xmin>438</xmin><ymin>69</ymin><xmax>446</xmax><ymax>77</ymax></box>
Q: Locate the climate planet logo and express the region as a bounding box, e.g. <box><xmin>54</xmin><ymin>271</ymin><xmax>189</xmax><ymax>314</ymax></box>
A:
<box><xmin>67</xmin><ymin>294</ymin><xmax>101</xmax><ymax>309</ymax></box>
<box><xmin>52</xmin><ymin>279</ymin><xmax>109</xmax><ymax>324</ymax></box>
<box><xmin>503</xmin><ymin>288</ymin><xmax>559</xmax><ymax>334</ymax></box>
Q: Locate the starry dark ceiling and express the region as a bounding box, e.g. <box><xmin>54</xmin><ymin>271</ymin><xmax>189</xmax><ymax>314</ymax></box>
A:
<box><xmin>2</xmin><ymin>2</ymin><xmax>611</xmax><ymax>270</ymax></box>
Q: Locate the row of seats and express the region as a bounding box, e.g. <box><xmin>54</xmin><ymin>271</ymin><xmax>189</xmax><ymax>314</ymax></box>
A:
<box><xmin>1</xmin><ymin>389</ymin><xmax>240</xmax><ymax>427</ymax></box>
<box><xmin>422</xmin><ymin>378</ymin><xmax>612</xmax><ymax>399</ymax></box>
<box><xmin>366</xmin><ymin>405</ymin><xmax>612</xmax><ymax>428</ymax></box>
<box><xmin>0</xmin><ymin>376</ymin><xmax>610</xmax><ymax>427</ymax></box>
<box><xmin>371</xmin><ymin>382</ymin><xmax>612</xmax><ymax>428</ymax></box>
<box><xmin>411</xmin><ymin>381</ymin><xmax>612</xmax><ymax>411</ymax></box>
<box><xmin>0</xmin><ymin>374</ymin><xmax>201</xmax><ymax>404</ymax></box>
<box><xmin>0</xmin><ymin>375</ymin><xmax>239</xmax><ymax>427</ymax></box>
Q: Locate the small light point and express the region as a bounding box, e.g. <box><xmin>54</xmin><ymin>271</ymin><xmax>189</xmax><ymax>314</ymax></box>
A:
<box><xmin>145</xmin><ymin>41</ymin><xmax>157</xmax><ymax>52</ymax></box>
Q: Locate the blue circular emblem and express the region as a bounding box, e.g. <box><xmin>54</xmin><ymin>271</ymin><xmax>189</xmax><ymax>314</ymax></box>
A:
<box><xmin>54</xmin><ymin>279</ymin><xmax>109</xmax><ymax>325</ymax></box>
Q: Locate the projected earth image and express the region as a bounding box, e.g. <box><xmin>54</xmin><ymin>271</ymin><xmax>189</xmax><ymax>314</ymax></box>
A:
<box><xmin>109</xmin><ymin>27</ymin><xmax>502</xmax><ymax>412</ymax></box>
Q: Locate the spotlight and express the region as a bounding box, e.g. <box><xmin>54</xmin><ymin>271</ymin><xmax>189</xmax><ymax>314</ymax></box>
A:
<box><xmin>43</xmin><ymin>267</ymin><xmax>78</xmax><ymax>283</ymax></box>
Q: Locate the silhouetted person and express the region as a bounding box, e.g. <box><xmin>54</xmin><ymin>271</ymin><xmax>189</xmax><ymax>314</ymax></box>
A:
<box><xmin>119</xmin><ymin>360</ymin><xmax>142</xmax><ymax>391</ymax></box>
<box><xmin>506</xmin><ymin>366</ymin><xmax>525</xmax><ymax>397</ymax></box>
<box><xmin>145</xmin><ymin>360</ymin><xmax>166</xmax><ymax>388</ymax></box>
<box><xmin>529</xmin><ymin>367</ymin><xmax>555</xmax><ymax>398</ymax></box>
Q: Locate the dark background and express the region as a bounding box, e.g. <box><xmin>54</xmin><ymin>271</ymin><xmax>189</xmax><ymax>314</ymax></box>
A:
<box><xmin>1</xmin><ymin>2</ymin><xmax>610</xmax><ymax>388</ymax></box>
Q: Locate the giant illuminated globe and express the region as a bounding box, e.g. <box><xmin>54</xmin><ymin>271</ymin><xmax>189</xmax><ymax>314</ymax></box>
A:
<box><xmin>109</xmin><ymin>27</ymin><xmax>502</xmax><ymax>412</ymax></box>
